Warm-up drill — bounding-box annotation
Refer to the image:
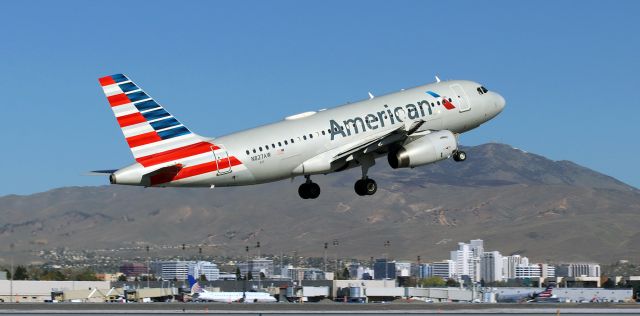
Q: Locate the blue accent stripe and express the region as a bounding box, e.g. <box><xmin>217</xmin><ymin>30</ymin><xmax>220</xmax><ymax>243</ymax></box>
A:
<box><xmin>151</xmin><ymin>117</ymin><xmax>180</xmax><ymax>130</ymax></box>
<box><xmin>426</xmin><ymin>91</ymin><xmax>440</xmax><ymax>98</ymax></box>
<box><xmin>111</xmin><ymin>74</ymin><xmax>128</xmax><ymax>83</ymax></box>
<box><xmin>119</xmin><ymin>82</ymin><xmax>138</xmax><ymax>93</ymax></box>
<box><xmin>134</xmin><ymin>100</ymin><xmax>160</xmax><ymax>112</ymax></box>
<box><xmin>158</xmin><ymin>126</ymin><xmax>191</xmax><ymax>140</ymax></box>
<box><xmin>142</xmin><ymin>108</ymin><xmax>171</xmax><ymax>121</ymax></box>
<box><xmin>126</xmin><ymin>91</ymin><xmax>150</xmax><ymax>102</ymax></box>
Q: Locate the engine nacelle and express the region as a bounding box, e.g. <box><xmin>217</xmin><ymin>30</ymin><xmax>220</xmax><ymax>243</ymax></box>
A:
<box><xmin>388</xmin><ymin>130</ymin><xmax>458</xmax><ymax>168</ymax></box>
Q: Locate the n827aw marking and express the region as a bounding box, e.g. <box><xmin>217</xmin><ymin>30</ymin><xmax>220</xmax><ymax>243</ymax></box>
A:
<box><xmin>95</xmin><ymin>74</ymin><xmax>505</xmax><ymax>199</ymax></box>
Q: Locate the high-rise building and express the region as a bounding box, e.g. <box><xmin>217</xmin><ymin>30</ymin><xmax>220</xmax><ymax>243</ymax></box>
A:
<box><xmin>470</xmin><ymin>239</ymin><xmax>484</xmax><ymax>257</ymax></box>
<box><xmin>431</xmin><ymin>260</ymin><xmax>456</xmax><ymax>279</ymax></box>
<box><xmin>515</xmin><ymin>264</ymin><xmax>541</xmax><ymax>278</ymax></box>
<box><xmin>373</xmin><ymin>258</ymin><xmax>396</xmax><ymax>280</ymax></box>
<box><xmin>450</xmin><ymin>242</ymin><xmax>472</xmax><ymax>279</ymax></box>
<box><xmin>502</xmin><ymin>255</ymin><xmax>529</xmax><ymax>279</ymax></box>
<box><xmin>188</xmin><ymin>261</ymin><xmax>220</xmax><ymax>281</ymax></box>
<box><xmin>481</xmin><ymin>251</ymin><xmax>503</xmax><ymax>283</ymax></box>
<box><xmin>151</xmin><ymin>261</ymin><xmax>191</xmax><ymax>280</ymax></box>
<box><xmin>237</xmin><ymin>258</ymin><xmax>274</xmax><ymax>278</ymax></box>
<box><xmin>556</xmin><ymin>263</ymin><xmax>600</xmax><ymax>277</ymax></box>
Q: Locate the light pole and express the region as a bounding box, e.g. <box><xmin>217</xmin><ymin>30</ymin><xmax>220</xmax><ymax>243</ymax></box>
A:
<box><xmin>256</xmin><ymin>241</ymin><xmax>261</xmax><ymax>290</ymax></box>
<box><xmin>384</xmin><ymin>240</ymin><xmax>391</xmax><ymax>286</ymax></box>
<box><xmin>417</xmin><ymin>255</ymin><xmax>421</xmax><ymax>280</ymax></box>
<box><xmin>146</xmin><ymin>245</ymin><xmax>150</xmax><ymax>288</ymax></box>
<box><xmin>244</xmin><ymin>245</ymin><xmax>249</xmax><ymax>302</ymax></box>
<box><xmin>333</xmin><ymin>239</ymin><xmax>339</xmax><ymax>279</ymax></box>
<box><xmin>323</xmin><ymin>242</ymin><xmax>328</xmax><ymax>274</ymax></box>
<box><xmin>10</xmin><ymin>243</ymin><xmax>14</xmax><ymax>303</ymax></box>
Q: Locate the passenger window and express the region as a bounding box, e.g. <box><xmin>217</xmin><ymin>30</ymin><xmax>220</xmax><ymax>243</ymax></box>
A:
<box><xmin>431</xmin><ymin>102</ymin><xmax>434</xmax><ymax>107</ymax></box>
<box><xmin>309</xmin><ymin>134</ymin><xmax>313</xmax><ymax>139</ymax></box>
<box><xmin>253</xmin><ymin>149</ymin><xmax>256</xmax><ymax>153</ymax></box>
<box><xmin>284</xmin><ymin>140</ymin><xmax>288</xmax><ymax>145</ymax></box>
<box><xmin>437</xmin><ymin>101</ymin><xmax>441</xmax><ymax>105</ymax></box>
<box><xmin>448</xmin><ymin>98</ymin><xmax>452</xmax><ymax>102</ymax></box>
<box><xmin>291</xmin><ymin>139</ymin><xmax>295</xmax><ymax>143</ymax></box>
<box><xmin>272</xmin><ymin>143</ymin><xmax>275</xmax><ymax>148</ymax></box>
<box><xmin>303</xmin><ymin>135</ymin><xmax>307</xmax><ymax>140</ymax></box>
<box><xmin>246</xmin><ymin>150</ymin><xmax>250</xmax><ymax>155</ymax></box>
<box><xmin>278</xmin><ymin>141</ymin><xmax>282</xmax><ymax>147</ymax></box>
<box><xmin>321</xmin><ymin>130</ymin><xmax>325</xmax><ymax>135</ymax></box>
<box><xmin>259</xmin><ymin>147</ymin><xmax>263</xmax><ymax>152</ymax></box>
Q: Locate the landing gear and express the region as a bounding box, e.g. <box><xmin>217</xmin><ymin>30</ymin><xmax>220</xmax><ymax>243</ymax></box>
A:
<box><xmin>298</xmin><ymin>175</ymin><xmax>320</xmax><ymax>199</ymax></box>
<box><xmin>453</xmin><ymin>150</ymin><xmax>467</xmax><ymax>162</ymax></box>
<box><xmin>354</xmin><ymin>178</ymin><xmax>377</xmax><ymax>196</ymax></box>
<box><xmin>354</xmin><ymin>153</ymin><xmax>378</xmax><ymax>196</ymax></box>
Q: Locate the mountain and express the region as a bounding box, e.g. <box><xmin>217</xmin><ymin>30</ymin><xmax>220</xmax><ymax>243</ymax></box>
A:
<box><xmin>0</xmin><ymin>143</ymin><xmax>638</xmax><ymax>266</ymax></box>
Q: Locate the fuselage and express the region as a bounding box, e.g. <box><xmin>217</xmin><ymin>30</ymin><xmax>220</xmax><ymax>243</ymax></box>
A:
<box><xmin>109</xmin><ymin>79</ymin><xmax>505</xmax><ymax>190</ymax></box>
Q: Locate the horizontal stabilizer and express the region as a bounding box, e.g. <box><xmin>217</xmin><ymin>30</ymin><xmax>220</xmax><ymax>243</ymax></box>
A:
<box><xmin>86</xmin><ymin>169</ymin><xmax>118</xmax><ymax>176</ymax></box>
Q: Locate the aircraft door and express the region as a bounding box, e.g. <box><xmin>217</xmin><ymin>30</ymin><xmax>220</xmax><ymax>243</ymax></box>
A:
<box><xmin>450</xmin><ymin>84</ymin><xmax>471</xmax><ymax>112</ymax></box>
<box><xmin>212</xmin><ymin>145</ymin><xmax>232</xmax><ymax>175</ymax></box>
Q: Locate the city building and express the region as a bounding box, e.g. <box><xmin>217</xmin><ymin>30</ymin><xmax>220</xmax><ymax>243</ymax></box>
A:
<box><xmin>119</xmin><ymin>262</ymin><xmax>148</xmax><ymax>277</ymax></box>
<box><xmin>502</xmin><ymin>255</ymin><xmax>529</xmax><ymax>279</ymax></box>
<box><xmin>188</xmin><ymin>261</ymin><xmax>220</xmax><ymax>281</ymax></box>
<box><xmin>150</xmin><ymin>261</ymin><xmax>191</xmax><ymax>280</ymax></box>
<box><xmin>481</xmin><ymin>251</ymin><xmax>503</xmax><ymax>283</ymax></box>
<box><xmin>373</xmin><ymin>258</ymin><xmax>396</xmax><ymax>280</ymax></box>
<box><xmin>515</xmin><ymin>264</ymin><xmax>542</xmax><ymax>278</ymax></box>
<box><xmin>236</xmin><ymin>258</ymin><xmax>274</xmax><ymax>278</ymax></box>
<box><xmin>556</xmin><ymin>263</ymin><xmax>601</xmax><ymax>278</ymax></box>
<box><xmin>431</xmin><ymin>260</ymin><xmax>456</xmax><ymax>279</ymax></box>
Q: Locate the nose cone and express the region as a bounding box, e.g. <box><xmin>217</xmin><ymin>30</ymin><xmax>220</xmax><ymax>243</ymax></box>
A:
<box><xmin>495</xmin><ymin>93</ymin><xmax>506</xmax><ymax>113</ymax></box>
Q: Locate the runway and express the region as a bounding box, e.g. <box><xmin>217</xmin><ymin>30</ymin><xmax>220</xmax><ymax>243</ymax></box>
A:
<box><xmin>1</xmin><ymin>303</ymin><xmax>640</xmax><ymax>315</ymax></box>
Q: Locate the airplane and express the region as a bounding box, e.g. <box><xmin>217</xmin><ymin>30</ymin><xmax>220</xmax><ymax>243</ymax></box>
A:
<box><xmin>187</xmin><ymin>275</ymin><xmax>277</xmax><ymax>303</ymax></box>
<box><xmin>94</xmin><ymin>74</ymin><xmax>505</xmax><ymax>199</ymax></box>
<box><xmin>496</xmin><ymin>285</ymin><xmax>558</xmax><ymax>303</ymax></box>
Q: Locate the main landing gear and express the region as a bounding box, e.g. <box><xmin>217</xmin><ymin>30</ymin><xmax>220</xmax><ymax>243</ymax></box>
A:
<box><xmin>453</xmin><ymin>150</ymin><xmax>467</xmax><ymax>162</ymax></box>
<box><xmin>354</xmin><ymin>154</ymin><xmax>377</xmax><ymax>196</ymax></box>
<box><xmin>298</xmin><ymin>175</ymin><xmax>320</xmax><ymax>199</ymax></box>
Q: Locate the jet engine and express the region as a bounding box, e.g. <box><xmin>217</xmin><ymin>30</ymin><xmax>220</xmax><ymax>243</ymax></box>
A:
<box><xmin>388</xmin><ymin>130</ymin><xmax>458</xmax><ymax>168</ymax></box>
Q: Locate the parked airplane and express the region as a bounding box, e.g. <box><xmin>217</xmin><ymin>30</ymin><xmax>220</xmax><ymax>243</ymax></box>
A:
<box><xmin>94</xmin><ymin>74</ymin><xmax>505</xmax><ymax>199</ymax></box>
<box><xmin>496</xmin><ymin>285</ymin><xmax>557</xmax><ymax>303</ymax></box>
<box><xmin>187</xmin><ymin>275</ymin><xmax>276</xmax><ymax>303</ymax></box>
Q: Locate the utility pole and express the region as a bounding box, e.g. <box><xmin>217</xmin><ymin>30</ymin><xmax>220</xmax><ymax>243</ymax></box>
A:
<box><xmin>244</xmin><ymin>245</ymin><xmax>249</xmax><ymax>302</ymax></box>
<box><xmin>417</xmin><ymin>255</ymin><xmax>421</xmax><ymax>280</ymax></box>
<box><xmin>10</xmin><ymin>243</ymin><xmax>14</xmax><ymax>303</ymax></box>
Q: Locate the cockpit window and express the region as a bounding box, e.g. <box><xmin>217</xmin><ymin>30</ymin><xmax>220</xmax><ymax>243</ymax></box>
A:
<box><xmin>477</xmin><ymin>87</ymin><xmax>483</xmax><ymax>95</ymax></box>
<box><xmin>481</xmin><ymin>86</ymin><xmax>488</xmax><ymax>93</ymax></box>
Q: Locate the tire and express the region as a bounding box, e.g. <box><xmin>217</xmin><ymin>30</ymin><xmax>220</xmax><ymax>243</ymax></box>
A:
<box><xmin>457</xmin><ymin>151</ymin><xmax>467</xmax><ymax>161</ymax></box>
<box><xmin>308</xmin><ymin>183</ymin><xmax>321</xmax><ymax>199</ymax></box>
<box><xmin>364</xmin><ymin>178</ymin><xmax>377</xmax><ymax>195</ymax></box>
<box><xmin>354</xmin><ymin>179</ymin><xmax>367</xmax><ymax>196</ymax></box>
<box><xmin>298</xmin><ymin>183</ymin><xmax>309</xmax><ymax>199</ymax></box>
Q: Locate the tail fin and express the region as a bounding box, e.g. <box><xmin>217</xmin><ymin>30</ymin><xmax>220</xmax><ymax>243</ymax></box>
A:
<box><xmin>188</xmin><ymin>274</ymin><xmax>203</xmax><ymax>295</ymax></box>
<box><xmin>98</xmin><ymin>74</ymin><xmax>208</xmax><ymax>165</ymax></box>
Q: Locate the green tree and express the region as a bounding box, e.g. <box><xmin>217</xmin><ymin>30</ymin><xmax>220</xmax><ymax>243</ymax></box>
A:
<box><xmin>41</xmin><ymin>270</ymin><xmax>66</xmax><ymax>281</ymax></box>
<box><xmin>235</xmin><ymin>267</ymin><xmax>242</xmax><ymax>280</ymax></box>
<box><xmin>342</xmin><ymin>267</ymin><xmax>350</xmax><ymax>280</ymax></box>
<box><xmin>199</xmin><ymin>274</ymin><xmax>208</xmax><ymax>282</ymax></box>
<box><xmin>14</xmin><ymin>265</ymin><xmax>29</xmax><ymax>280</ymax></box>
<box><xmin>117</xmin><ymin>274</ymin><xmax>127</xmax><ymax>282</ymax></box>
<box><xmin>74</xmin><ymin>268</ymin><xmax>99</xmax><ymax>281</ymax></box>
<box><xmin>420</xmin><ymin>276</ymin><xmax>446</xmax><ymax>287</ymax></box>
<box><xmin>247</xmin><ymin>271</ymin><xmax>253</xmax><ymax>280</ymax></box>
<box><xmin>445</xmin><ymin>278</ymin><xmax>460</xmax><ymax>287</ymax></box>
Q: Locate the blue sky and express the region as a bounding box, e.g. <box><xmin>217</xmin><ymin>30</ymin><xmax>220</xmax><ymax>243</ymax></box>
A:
<box><xmin>0</xmin><ymin>0</ymin><xmax>638</xmax><ymax>195</ymax></box>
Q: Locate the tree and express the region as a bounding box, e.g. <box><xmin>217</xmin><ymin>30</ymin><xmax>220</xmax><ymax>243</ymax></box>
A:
<box><xmin>41</xmin><ymin>270</ymin><xmax>66</xmax><ymax>281</ymax></box>
<box><xmin>117</xmin><ymin>274</ymin><xmax>127</xmax><ymax>282</ymax></box>
<box><xmin>235</xmin><ymin>267</ymin><xmax>242</xmax><ymax>280</ymax></box>
<box><xmin>420</xmin><ymin>276</ymin><xmax>446</xmax><ymax>287</ymax></box>
<box><xmin>14</xmin><ymin>265</ymin><xmax>29</xmax><ymax>280</ymax></box>
<box><xmin>247</xmin><ymin>271</ymin><xmax>253</xmax><ymax>280</ymax></box>
<box><xmin>74</xmin><ymin>268</ymin><xmax>99</xmax><ymax>281</ymax></box>
<box><xmin>342</xmin><ymin>267</ymin><xmax>350</xmax><ymax>280</ymax></box>
<box><xmin>259</xmin><ymin>272</ymin><xmax>266</xmax><ymax>280</ymax></box>
<box><xmin>199</xmin><ymin>274</ymin><xmax>208</xmax><ymax>282</ymax></box>
<box><xmin>445</xmin><ymin>278</ymin><xmax>460</xmax><ymax>287</ymax></box>
<box><xmin>603</xmin><ymin>278</ymin><xmax>616</xmax><ymax>288</ymax></box>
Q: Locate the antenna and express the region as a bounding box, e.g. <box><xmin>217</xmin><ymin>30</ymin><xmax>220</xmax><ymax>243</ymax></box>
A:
<box><xmin>368</xmin><ymin>92</ymin><xmax>374</xmax><ymax>99</ymax></box>
<box><xmin>435</xmin><ymin>75</ymin><xmax>441</xmax><ymax>83</ymax></box>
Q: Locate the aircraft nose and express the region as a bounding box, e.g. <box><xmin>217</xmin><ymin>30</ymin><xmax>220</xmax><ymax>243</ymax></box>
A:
<box><xmin>494</xmin><ymin>92</ymin><xmax>506</xmax><ymax>113</ymax></box>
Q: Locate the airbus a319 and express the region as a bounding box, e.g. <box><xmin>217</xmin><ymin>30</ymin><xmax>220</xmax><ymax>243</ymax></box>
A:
<box><xmin>94</xmin><ymin>74</ymin><xmax>505</xmax><ymax>199</ymax></box>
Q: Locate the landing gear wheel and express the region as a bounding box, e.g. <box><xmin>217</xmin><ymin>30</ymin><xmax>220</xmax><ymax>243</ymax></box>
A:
<box><xmin>298</xmin><ymin>184</ymin><xmax>310</xmax><ymax>199</ymax></box>
<box><xmin>453</xmin><ymin>150</ymin><xmax>467</xmax><ymax>162</ymax></box>
<box><xmin>354</xmin><ymin>178</ymin><xmax>377</xmax><ymax>196</ymax></box>
<box><xmin>298</xmin><ymin>181</ymin><xmax>320</xmax><ymax>199</ymax></box>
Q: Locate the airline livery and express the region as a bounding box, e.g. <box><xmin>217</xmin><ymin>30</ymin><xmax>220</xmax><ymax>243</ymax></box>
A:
<box><xmin>95</xmin><ymin>74</ymin><xmax>505</xmax><ymax>199</ymax></box>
